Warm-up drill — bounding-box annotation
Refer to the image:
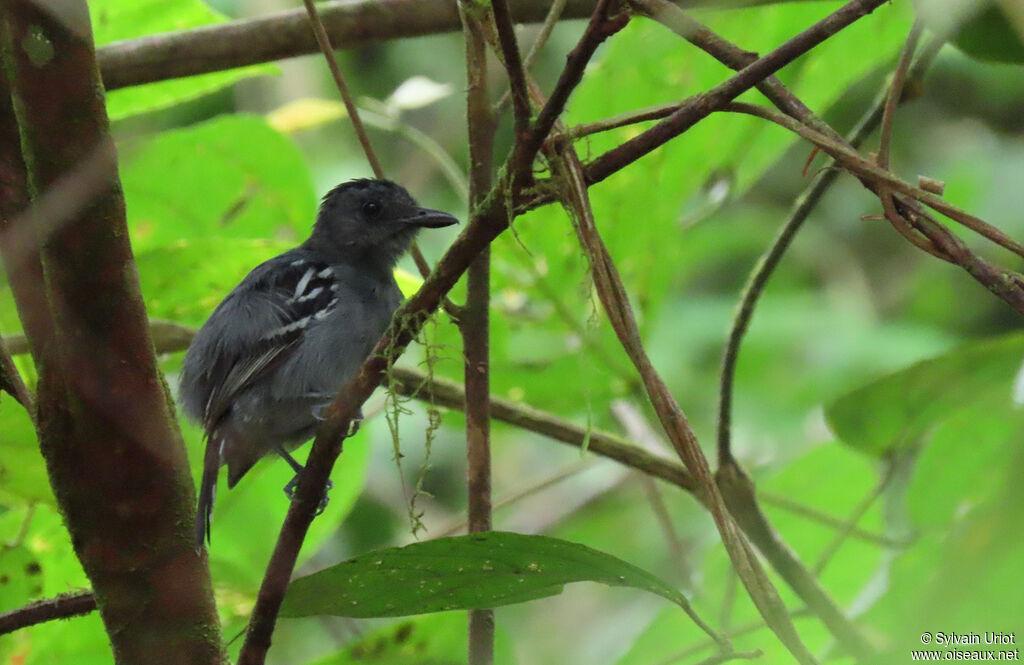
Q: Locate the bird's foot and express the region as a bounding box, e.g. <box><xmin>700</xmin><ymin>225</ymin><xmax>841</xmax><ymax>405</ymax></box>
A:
<box><xmin>346</xmin><ymin>415</ymin><xmax>363</xmax><ymax>438</ymax></box>
<box><xmin>283</xmin><ymin>475</ymin><xmax>334</xmax><ymax>515</ymax></box>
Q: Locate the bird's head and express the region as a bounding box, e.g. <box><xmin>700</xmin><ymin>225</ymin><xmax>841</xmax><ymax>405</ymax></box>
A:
<box><xmin>309</xmin><ymin>179</ymin><xmax>458</xmax><ymax>266</ymax></box>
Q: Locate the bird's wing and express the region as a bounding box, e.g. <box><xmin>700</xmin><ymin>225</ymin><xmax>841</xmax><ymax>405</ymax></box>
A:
<box><xmin>190</xmin><ymin>253</ymin><xmax>344</xmax><ymax>431</ymax></box>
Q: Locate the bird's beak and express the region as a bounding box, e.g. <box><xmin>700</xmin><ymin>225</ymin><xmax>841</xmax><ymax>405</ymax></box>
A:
<box><xmin>401</xmin><ymin>207</ymin><xmax>459</xmax><ymax>229</ymax></box>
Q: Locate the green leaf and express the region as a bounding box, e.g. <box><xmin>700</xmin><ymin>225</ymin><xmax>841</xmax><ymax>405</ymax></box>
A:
<box><xmin>0</xmin><ymin>402</ymin><xmax>54</xmax><ymax>506</ymax></box>
<box><xmin>121</xmin><ymin>114</ymin><xmax>317</xmax><ymax>255</ymax></box>
<box><xmin>91</xmin><ymin>0</ymin><xmax>276</xmax><ymax>119</ymax></box>
<box><xmin>825</xmin><ymin>332</ymin><xmax>1024</xmax><ymax>456</ymax></box>
<box><xmin>281</xmin><ymin>531</ymin><xmax>692</xmax><ymax>619</ymax></box>
<box><xmin>953</xmin><ymin>4</ymin><xmax>1024</xmax><ymax>63</ymax></box>
<box><xmin>913</xmin><ymin>0</ymin><xmax>1024</xmax><ymax>64</ymax></box>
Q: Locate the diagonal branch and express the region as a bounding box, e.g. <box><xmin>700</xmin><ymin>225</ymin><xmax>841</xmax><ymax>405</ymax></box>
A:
<box><xmin>550</xmin><ymin>144</ymin><xmax>813</xmax><ymax>663</ymax></box>
<box><xmin>583</xmin><ymin>0</ymin><xmax>889</xmax><ymax>185</ymax></box>
<box><xmin>509</xmin><ymin>0</ymin><xmax>628</xmax><ymax>189</ymax></box>
<box><xmin>490</xmin><ymin>0</ymin><xmax>532</xmax><ymax>135</ymax></box>
<box><xmin>300</xmin><ymin>0</ymin><xmax>383</xmax><ymax>178</ymax></box>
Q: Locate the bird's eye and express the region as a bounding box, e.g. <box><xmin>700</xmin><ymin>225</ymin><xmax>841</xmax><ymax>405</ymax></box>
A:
<box><xmin>362</xmin><ymin>201</ymin><xmax>382</xmax><ymax>219</ymax></box>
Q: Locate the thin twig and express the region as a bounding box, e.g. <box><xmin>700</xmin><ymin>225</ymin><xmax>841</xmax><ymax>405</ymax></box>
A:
<box><xmin>723</xmin><ymin>102</ymin><xmax>1024</xmax><ymax>267</ymax></box>
<box><xmin>300</xmin><ymin>0</ymin><xmax>383</xmax><ymax>178</ymax></box>
<box><xmin>494</xmin><ymin>0</ymin><xmax>570</xmax><ymax>112</ymax></box>
<box><xmin>758</xmin><ymin>490</ymin><xmax>908</xmax><ymax>549</ymax></box>
<box><xmin>877</xmin><ymin>20</ymin><xmax>923</xmax><ymax>170</ymax></box>
<box><xmin>813</xmin><ymin>464</ymin><xmax>894</xmax><ymax>574</ymax></box>
<box><xmin>524</xmin><ymin>0</ymin><xmax>569</xmax><ymax>69</ymax></box>
<box><xmin>491</xmin><ymin>0</ymin><xmax>533</xmax><ymax>135</ymax></box>
<box><xmin>630</xmin><ymin>0</ymin><xmax>845</xmax><ymax>144</ymax></box>
<box><xmin>552</xmin><ymin>143</ymin><xmax>805</xmax><ymax>660</ymax></box>
<box><xmin>435</xmin><ymin>460</ymin><xmax>595</xmax><ymax>536</ymax></box>
<box><xmin>511</xmin><ymin>0</ymin><xmax>627</xmax><ymax>188</ymax></box>
<box><xmin>653</xmin><ymin>609</ymin><xmax>810</xmax><ymax>665</ymax></box>
<box><xmin>714</xmin><ymin>68</ymin><xmax>913</xmax><ymax>466</ymax></box>
<box><xmin>0</xmin><ymin>334</ymin><xmax>33</xmax><ymax>411</ymax></box>
<box><xmin>583</xmin><ymin>0</ymin><xmax>889</xmax><ymax>186</ymax></box>
<box><xmin>0</xmin><ymin>592</ymin><xmax>98</xmax><ymax>635</ymax></box>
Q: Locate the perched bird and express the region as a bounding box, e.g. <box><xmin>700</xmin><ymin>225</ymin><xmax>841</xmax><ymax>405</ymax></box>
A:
<box><xmin>179</xmin><ymin>179</ymin><xmax>457</xmax><ymax>546</ymax></box>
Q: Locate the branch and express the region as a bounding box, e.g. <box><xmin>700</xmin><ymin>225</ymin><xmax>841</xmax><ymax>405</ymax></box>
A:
<box><xmin>491</xmin><ymin>0</ymin><xmax>532</xmax><ymax>134</ymax></box>
<box><xmin>0</xmin><ymin>332</ymin><xmax>32</xmax><ymax>411</ymax></box>
<box><xmin>715</xmin><ymin>462</ymin><xmax>871</xmax><ymax>659</ymax></box>
<box><xmin>550</xmin><ymin>144</ymin><xmax>810</xmax><ymax>661</ymax></box>
<box><xmin>299</xmin><ymin>0</ymin><xmax>453</xmax><ymax>316</ymax></box>
<box><xmin>716</xmin><ymin>44</ymin><xmax>940</xmax><ymax>467</ymax></box>
<box><xmin>300</xmin><ymin>0</ymin><xmax>384</xmax><ymax>178</ymax></box>
<box><xmin>583</xmin><ymin>0</ymin><xmax>889</xmax><ymax>185</ymax></box>
<box><xmin>96</xmin><ymin>0</ymin><xmax>790</xmax><ymax>91</ymax></box>
<box><xmin>630</xmin><ymin>0</ymin><xmax>844</xmax><ymax>143</ymax></box>
<box><xmin>877</xmin><ymin>20</ymin><xmax>923</xmax><ymax>170</ymax></box>
<box><xmin>722</xmin><ymin>101</ymin><xmax>1024</xmax><ymax>314</ymax></box>
<box><xmin>458</xmin><ymin>4</ymin><xmax>498</xmax><ymax>662</ymax></box>
<box><xmin>510</xmin><ymin>0</ymin><xmax>628</xmax><ymax>188</ymax></box>
<box><xmin>0</xmin><ymin>592</ymin><xmax>97</xmax><ymax>636</ymax></box>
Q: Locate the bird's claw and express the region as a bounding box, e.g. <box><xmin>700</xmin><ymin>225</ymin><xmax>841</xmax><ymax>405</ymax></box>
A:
<box><xmin>283</xmin><ymin>476</ymin><xmax>334</xmax><ymax>515</ymax></box>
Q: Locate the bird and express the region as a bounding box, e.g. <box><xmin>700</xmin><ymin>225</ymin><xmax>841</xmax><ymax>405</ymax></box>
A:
<box><xmin>178</xmin><ymin>178</ymin><xmax>458</xmax><ymax>547</ymax></box>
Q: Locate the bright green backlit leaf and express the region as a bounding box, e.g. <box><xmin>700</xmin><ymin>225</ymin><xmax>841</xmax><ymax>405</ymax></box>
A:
<box><xmin>121</xmin><ymin>114</ymin><xmax>316</xmax><ymax>254</ymax></box>
<box><xmin>91</xmin><ymin>0</ymin><xmax>276</xmax><ymax>119</ymax></box>
<box><xmin>825</xmin><ymin>333</ymin><xmax>1024</xmax><ymax>456</ymax></box>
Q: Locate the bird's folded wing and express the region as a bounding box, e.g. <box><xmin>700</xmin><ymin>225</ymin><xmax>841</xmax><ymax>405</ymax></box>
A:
<box><xmin>198</xmin><ymin>254</ymin><xmax>343</xmax><ymax>430</ymax></box>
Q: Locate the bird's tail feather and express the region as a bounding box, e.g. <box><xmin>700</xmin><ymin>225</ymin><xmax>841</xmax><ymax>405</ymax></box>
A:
<box><xmin>195</xmin><ymin>436</ymin><xmax>221</xmax><ymax>548</ymax></box>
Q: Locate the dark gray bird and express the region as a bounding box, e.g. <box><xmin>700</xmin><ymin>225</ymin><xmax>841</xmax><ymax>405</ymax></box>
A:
<box><xmin>179</xmin><ymin>179</ymin><xmax>457</xmax><ymax>546</ymax></box>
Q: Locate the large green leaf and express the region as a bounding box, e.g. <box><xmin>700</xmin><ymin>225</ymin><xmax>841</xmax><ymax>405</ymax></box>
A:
<box><xmin>0</xmin><ymin>402</ymin><xmax>53</xmax><ymax>506</ymax></box>
<box><xmin>121</xmin><ymin>114</ymin><xmax>317</xmax><ymax>255</ymax></box>
<box><xmin>91</xmin><ymin>0</ymin><xmax>275</xmax><ymax>119</ymax></box>
<box><xmin>281</xmin><ymin>532</ymin><xmax>694</xmax><ymax>619</ymax></box>
<box><xmin>825</xmin><ymin>332</ymin><xmax>1024</xmax><ymax>456</ymax></box>
<box><xmin>913</xmin><ymin>0</ymin><xmax>1024</xmax><ymax>64</ymax></box>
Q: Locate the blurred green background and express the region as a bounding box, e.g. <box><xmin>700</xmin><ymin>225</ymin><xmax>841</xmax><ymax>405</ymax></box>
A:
<box><xmin>1</xmin><ymin>0</ymin><xmax>1022</xmax><ymax>663</ymax></box>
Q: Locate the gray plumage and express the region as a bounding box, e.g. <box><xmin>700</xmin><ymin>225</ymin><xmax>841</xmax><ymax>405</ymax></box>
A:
<box><xmin>179</xmin><ymin>179</ymin><xmax>457</xmax><ymax>546</ymax></box>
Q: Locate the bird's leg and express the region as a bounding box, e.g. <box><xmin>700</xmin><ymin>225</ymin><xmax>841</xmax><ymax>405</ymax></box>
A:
<box><xmin>278</xmin><ymin>446</ymin><xmax>333</xmax><ymax>514</ymax></box>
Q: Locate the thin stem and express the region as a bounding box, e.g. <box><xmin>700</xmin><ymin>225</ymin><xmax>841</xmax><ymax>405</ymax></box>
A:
<box><xmin>723</xmin><ymin>101</ymin><xmax>1024</xmax><ymax>264</ymax></box>
<box><xmin>813</xmin><ymin>465</ymin><xmax>894</xmax><ymax>574</ymax></box>
<box><xmin>0</xmin><ymin>334</ymin><xmax>33</xmax><ymax>411</ymax></box>
<box><xmin>300</xmin><ymin>0</ymin><xmax>383</xmax><ymax>178</ymax></box>
<box><xmin>494</xmin><ymin>0</ymin><xmax>570</xmax><ymax>113</ymax></box>
<box><xmin>715</xmin><ymin>84</ymin><xmax>893</xmax><ymax>466</ymax></box>
<box><xmin>301</xmin><ymin>0</ymin><xmax>456</xmax><ymax>315</ymax></box>
<box><xmin>584</xmin><ymin>0</ymin><xmax>890</xmax><ymax>185</ymax></box>
<box><xmin>491</xmin><ymin>0</ymin><xmax>532</xmax><ymax>135</ymax></box>
<box><xmin>877</xmin><ymin>20</ymin><xmax>923</xmax><ymax>170</ymax></box>
<box><xmin>523</xmin><ymin>0</ymin><xmax>569</xmax><ymax>69</ymax></box>
<box><xmin>459</xmin><ymin>4</ymin><xmax>498</xmax><ymax>662</ymax></box>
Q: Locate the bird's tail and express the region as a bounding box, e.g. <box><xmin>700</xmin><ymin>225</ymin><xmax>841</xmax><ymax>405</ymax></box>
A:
<box><xmin>195</xmin><ymin>436</ymin><xmax>221</xmax><ymax>548</ymax></box>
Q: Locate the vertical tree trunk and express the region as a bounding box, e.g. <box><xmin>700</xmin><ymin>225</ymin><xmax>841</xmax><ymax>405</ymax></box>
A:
<box><xmin>0</xmin><ymin>2</ymin><xmax>222</xmax><ymax>663</ymax></box>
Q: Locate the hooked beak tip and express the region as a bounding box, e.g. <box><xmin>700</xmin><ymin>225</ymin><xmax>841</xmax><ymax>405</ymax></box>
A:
<box><xmin>405</xmin><ymin>208</ymin><xmax>458</xmax><ymax>229</ymax></box>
